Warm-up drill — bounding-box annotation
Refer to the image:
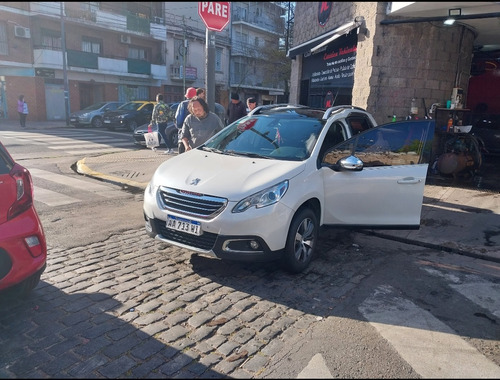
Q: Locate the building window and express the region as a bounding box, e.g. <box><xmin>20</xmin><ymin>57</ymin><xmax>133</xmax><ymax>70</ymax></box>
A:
<box><xmin>216</xmin><ymin>47</ymin><xmax>222</xmax><ymax>72</ymax></box>
<box><xmin>41</xmin><ymin>28</ymin><xmax>62</xmax><ymax>50</ymax></box>
<box><xmin>128</xmin><ymin>46</ymin><xmax>147</xmax><ymax>60</ymax></box>
<box><xmin>0</xmin><ymin>22</ymin><xmax>7</xmax><ymax>55</ymax></box>
<box><xmin>82</xmin><ymin>38</ymin><xmax>101</xmax><ymax>54</ymax></box>
<box><xmin>81</xmin><ymin>2</ymin><xmax>99</xmax><ymax>12</ymax></box>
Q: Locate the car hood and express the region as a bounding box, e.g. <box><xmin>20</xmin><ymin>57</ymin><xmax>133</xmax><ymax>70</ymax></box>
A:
<box><xmin>71</xmin><ymin>109</ymin><xmax>98</xmax><ymax>117</ymax></box>
<box><xmin>152</xmin><ymin>149</ymin><xmax>305</xmax><ymax>200</ymax></box>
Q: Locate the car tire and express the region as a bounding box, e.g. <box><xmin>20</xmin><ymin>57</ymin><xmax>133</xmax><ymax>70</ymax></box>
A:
<box><xmin>128</xmin><ymin>121</ymin><xmax>138</xmax><ymax>132</ymax></box>
<box><xmin>281</xmin><ymin>207</ymin><xmax>318</xmax><ymax>274</ymax></box>
<box><xmin>9</xmin><ymin>272</ymin><xmax>41</xmax><ymax>298</ymax></box>
<box><xmin>91</xmin><ymin>117</ymin><xmax>103</xmax><ymax>128</ymax></box>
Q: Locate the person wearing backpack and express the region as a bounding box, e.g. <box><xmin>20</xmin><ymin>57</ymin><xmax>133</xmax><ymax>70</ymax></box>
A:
<box><xmin>175</xmin><ymin>87</ymin><xmax>196</xmax><ymax>153</ymax></box>
<box><xmin>151</xmin><ymin>93</ymin><xmax>174</xmax><ymax>153</ymax></box>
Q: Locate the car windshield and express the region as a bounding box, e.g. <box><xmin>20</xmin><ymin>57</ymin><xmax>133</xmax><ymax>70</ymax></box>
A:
<box><xmin>118</xmin><ymin>102</ymin><xmax>142</xmax><ymax>111</ymax></box>
<box><xmin>203</xmin><ymin>110</ymin><xmax>325</xmax><ymax>161</ymax></box>
<box><xmin>83</xmin><ymin>102</ymin><xmax>107</xmax><ymax>111</ymax></box>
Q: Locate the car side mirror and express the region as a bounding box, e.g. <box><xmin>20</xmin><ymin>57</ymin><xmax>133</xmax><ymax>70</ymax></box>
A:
<box><xmin>328</xmin><ymin>155</ymin><xmax>364</xmax><ymax>172</ymax></box>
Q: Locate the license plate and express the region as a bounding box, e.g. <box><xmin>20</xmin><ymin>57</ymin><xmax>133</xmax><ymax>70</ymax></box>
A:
<box><xmin>70</xmin><ymin>118</ymin><xmax>76</xmax><ymax>122</ymax></box>
<box><xmin>166</xmin><ymin>215</ymin><xmax>202</xmax><ymax>236</ymax></box>
<box><xmin>104</xmin><ymin>120</ymin><xmax>110</xmax><ymax>123</ymax></box>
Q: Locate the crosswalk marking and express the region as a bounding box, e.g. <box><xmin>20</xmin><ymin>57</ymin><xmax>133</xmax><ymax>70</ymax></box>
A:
<box><xmin>422</xmin><ymin>268</ymin><xmax>500</xmax><ymax>318</ymax></box>
<box><xmin>29</xmin><ymin>168</ymin><xmax>128</xmax><ymax>200</ymax></box>
<box><xmin>47</xmin><ymin>142</ymin><xmax>132</xmax><ymax>149</ymax></box>
<box><xmin>297</xmin><ymin>354</ymin><xmax>332</xmax><ymax>378</ymax></box>
<box><xmin>34</xmin><ymin>187</ymin><xmax>80</xmax><ymax>206</ymax></box>
<box><xmin>359</xmin><ymin>284</ymin><xmax>500</xmax><ymax>378</ymax></box>
<box><xmin>1</xmin><ymin>130</ymin><xmax>133</xmax><ymax>156</ymax></box>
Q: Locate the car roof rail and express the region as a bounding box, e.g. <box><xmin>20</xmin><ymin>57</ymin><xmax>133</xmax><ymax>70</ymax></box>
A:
<box><xmin>249</xmin><ymin>103</ymin><xmax>309</xmax><ymax>115</ymax></box>
<box><xmin>323</xmin><ymin>105</ymin><xmax>367</xmax><ymax>119</ymax></box>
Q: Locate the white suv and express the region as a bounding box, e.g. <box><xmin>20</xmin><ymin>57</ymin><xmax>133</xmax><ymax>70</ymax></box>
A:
<box><xmin>143</xmin><ymin>105</ymin><xmax>435</xmax><ymax>273</ymax></box>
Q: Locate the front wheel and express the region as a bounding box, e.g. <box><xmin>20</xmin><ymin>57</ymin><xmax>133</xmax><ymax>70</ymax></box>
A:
<box><xmin>91</xmin><ymin>117</ymin><xmax>103</xmax><ymax>128</ymax></box>
<box><xmin>128</xmin><ymin>120</ymin><xmax>138</xmax><ymax>132</ymax></box>
<box><xmin>281</xmin><ymin>208</ymin><xmax>318</xmax><ymax>274</ymax></box>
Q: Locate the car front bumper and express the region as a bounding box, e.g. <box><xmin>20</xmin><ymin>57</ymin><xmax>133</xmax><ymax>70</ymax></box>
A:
<box><xmin>143</xmin><ymin>185</ymin><xmax>293</xmax><ymax>262</ymax></box>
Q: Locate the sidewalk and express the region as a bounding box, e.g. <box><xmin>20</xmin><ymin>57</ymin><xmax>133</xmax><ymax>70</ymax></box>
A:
<box><xmin>77</xmin><ymin>147</ymin><xmax>500</xmax><ymax>264</ymax></box>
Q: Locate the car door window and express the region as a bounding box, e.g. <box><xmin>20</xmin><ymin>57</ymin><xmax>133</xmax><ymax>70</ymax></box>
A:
<box><xmin>346</xmin><ymin>115</ymin><xmax>374</xmax><ymax>135</ymax></box>
<box><xmin>318</xmin><ymin>122</ymin><xmax>346</xmax><ymax>163</ymax></box>
<box><xmin>323</xmin><ymin>121</ymin><xmax>435</xmax><ymax>167</ymax></box>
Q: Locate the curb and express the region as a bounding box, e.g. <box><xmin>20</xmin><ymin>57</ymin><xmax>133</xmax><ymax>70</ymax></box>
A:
<box><xmin>76</xmin><ymin>157</ymin><xmax>148</xmax><ymax>191</ymax></box>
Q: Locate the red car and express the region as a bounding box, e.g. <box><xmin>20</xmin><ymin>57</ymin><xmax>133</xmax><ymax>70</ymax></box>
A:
<box><xmin>0</xmin><ymin>141</ymin><xmax>46</xmax><ymax>297</ymax></box>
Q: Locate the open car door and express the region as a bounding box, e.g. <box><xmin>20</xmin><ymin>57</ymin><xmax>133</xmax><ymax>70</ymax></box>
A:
<box><xmin>321</xmin><ymin>120</ymin><xmax>435</xmax><ymax>229</ymax></box>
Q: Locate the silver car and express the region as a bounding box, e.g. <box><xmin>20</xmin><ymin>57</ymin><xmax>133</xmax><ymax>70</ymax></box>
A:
<box><xmin>70</xmin><ymin>101</ymin><xmax>124</xmax><ymax>128</ymax></box>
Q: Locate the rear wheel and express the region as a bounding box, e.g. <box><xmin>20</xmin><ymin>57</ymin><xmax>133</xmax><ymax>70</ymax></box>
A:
<box><xmin>281</xmin><ymin>208</ymin><xmax>318</xmax><ymax>274</ymax></box>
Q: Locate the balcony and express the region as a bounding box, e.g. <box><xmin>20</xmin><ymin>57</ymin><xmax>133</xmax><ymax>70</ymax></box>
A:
<box><xmin>29</xmin><ymin>3</ymin><xmax>166</xmax><ymax>40</ymax></box>
<box><xmin>33</xmin><ymin>48</ymin><xmax>166</xmax><ymax>80</ymax></box>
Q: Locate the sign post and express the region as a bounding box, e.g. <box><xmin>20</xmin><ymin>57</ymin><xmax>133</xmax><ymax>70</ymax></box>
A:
<box><xmin>198</xmin><ymin>2</ymin><xmax>230</xmax><ymax>114</ymax></box>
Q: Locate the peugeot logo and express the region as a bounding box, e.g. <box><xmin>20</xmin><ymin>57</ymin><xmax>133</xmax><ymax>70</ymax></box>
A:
<box><xmin>190</xmin><ymin>178</ymin><xmax>201</xmax><ymax>186</ymax></box>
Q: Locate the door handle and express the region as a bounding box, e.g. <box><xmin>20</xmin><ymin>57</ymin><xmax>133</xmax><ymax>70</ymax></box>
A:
<box><xmin>397</xmin><ymin>177</ymin><xmax>421</xmax><ymax>184</ymax></box>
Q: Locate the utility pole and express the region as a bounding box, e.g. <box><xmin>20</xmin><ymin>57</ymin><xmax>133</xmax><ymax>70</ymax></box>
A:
<box><xmin>60</xmin><ymin>2</ymin><xmax>70</xmax><ymax>126</ymax></box>
<box><xmin>206</xmin><ymin>29</ymin><xmax>215</xmax><ymax>113</ymax></box>
<box><xmin>182</xmin><ymin>18</ymin><xmax>186</xmax><ymax>95</ymax></box>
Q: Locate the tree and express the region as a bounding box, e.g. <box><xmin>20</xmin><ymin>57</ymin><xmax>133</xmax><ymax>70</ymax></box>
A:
<box><xmin>260</xmin><ymin>2</ymin><xmax>294</xmax><ymax>101</ymax></box>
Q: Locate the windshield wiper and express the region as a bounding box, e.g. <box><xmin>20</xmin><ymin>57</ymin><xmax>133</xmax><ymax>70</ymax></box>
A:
<box><xmin>235</xmin><ymin>152</ymin><xmax>271</xmax><ymax>159</ymax></box>
<box><xmin>201</xmin><ymin>147</ymin><xmax>224</xmax><ymax>154</ymax></box>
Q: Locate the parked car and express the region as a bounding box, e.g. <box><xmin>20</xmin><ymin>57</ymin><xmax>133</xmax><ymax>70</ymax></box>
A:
<box><xmin>142</xmin><ymin>104</ymin><xmax>435</xmax><ymax>273</ymax></box>
<box><xmin>0</xmin><ymin>141</ymin><xmax>47</xmax><ymax>297</ymax></box>
<box><xmin>70</xmin><ymin>101</ymin><xmax>124</xmax><ymax>128</ymax></box>
<box><xmin>133</xmin><ymin>102</ymin><xmax>226</xmax><ymax>149</ymax></box>
<box><xmin>103</xmin><ymin>101</ymin><xmax>156</xmax><ymax>131</ymax></box>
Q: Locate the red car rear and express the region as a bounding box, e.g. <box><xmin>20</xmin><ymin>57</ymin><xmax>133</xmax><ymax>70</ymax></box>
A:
<box><xmin>0</xmin><ymin>141</ymin><xmax>46</xmax><ymax>297</ymax></box>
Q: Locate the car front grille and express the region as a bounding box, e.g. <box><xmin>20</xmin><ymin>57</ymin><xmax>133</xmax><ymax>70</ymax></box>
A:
<box><xmin>159</xmin><ymin>187</ymin><xmax>227</xmax><ymax>219</ymax></box>
<box><xmin>153</xmin><ymin>219</ymin><xmax>217</xmax><ymax>250</ymax></box>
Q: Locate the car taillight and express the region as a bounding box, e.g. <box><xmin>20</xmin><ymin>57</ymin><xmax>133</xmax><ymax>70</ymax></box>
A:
<box><xmin>7</xmin><ymin>164</ymin><xmax>34</xmax><ymax>220</ymax></box>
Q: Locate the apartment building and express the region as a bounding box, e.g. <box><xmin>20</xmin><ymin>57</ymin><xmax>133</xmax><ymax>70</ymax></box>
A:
<box><xmin>1</xmin><ymin>2</ymin><xmax>168</xmax><ymax>122</ymax></box>
<box><xmin>0</xmin><ymin>2</ymin><xmax>288</xmax><ymax>122</ymax></box>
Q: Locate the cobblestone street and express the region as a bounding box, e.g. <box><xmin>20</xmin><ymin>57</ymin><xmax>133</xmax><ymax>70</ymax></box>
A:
<box><xmin>0</xmin><ymin>228</ymin><xmax>370</xmax><ymax>378</ymax></box>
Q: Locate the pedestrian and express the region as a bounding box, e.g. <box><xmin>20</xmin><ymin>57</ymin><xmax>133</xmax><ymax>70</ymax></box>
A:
<box><xmin>196</xmin><ymin>88</ymin><xmax>206</xmax><ymax>100</ymax></box>
<box><xmin>226</xmin><ymin>92</ymin><xmax>247</xmax><ymax>124</ymax></box>
<box><xmin>175</xmin><ymin>87</ymin><xmax>197</xmax><ymax>153</ymax></box>
<box><xmin>246</xmin><ymin>97</ymin><xmax>257</xmax><ymax>113</ymax></box>
<box><xmin>18</xmin><ymin>95</ymin><xmax>28</xmax><ymax>128</ymax></box>
<box><xmin>150</xmin><ymin>93</ymin><xmax>174</xmax><ymax>153</ymax></box>
<box><xmin>180</xmin><ymin>96</ymin><xmax>224</xmax><ymax>153</ymax></box>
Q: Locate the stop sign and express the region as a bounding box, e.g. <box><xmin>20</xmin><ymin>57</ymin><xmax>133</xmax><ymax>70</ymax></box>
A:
<box><xmin>198</xmin><ymin>2</ymin><xmax>230</xmax><ymax>32</ymax></box>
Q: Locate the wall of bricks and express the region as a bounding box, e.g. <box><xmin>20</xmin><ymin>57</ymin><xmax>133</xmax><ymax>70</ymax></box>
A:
<box><xmin>289</xmin><ymin>2</ymin><xmax>475</xmax><ymax>124</ymax></box>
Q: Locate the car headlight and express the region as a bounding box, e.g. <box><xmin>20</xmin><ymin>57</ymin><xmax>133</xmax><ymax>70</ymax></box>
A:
<box><xmin>232</xmin><ymin>180</ymin><xmax>288</xmax><ymax>213</ymax></box>
<box><xmin>81</xmin><ymin>112</ymin><xmax>90</xmax><ymax>118</ymax></box>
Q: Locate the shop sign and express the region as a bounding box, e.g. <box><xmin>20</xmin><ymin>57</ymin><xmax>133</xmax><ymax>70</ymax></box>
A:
<box><xmin>302</xmin><ymin>31</ymin><xmax>357</xmax><ymax>89</ymax></box>
<box><xmin>35</xmin><ymin>68</ymin><xmax>55</xmax><ymax>78</ymax></box>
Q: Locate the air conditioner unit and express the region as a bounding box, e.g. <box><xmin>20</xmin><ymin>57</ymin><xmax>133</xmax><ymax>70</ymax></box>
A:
<box><xmin>120</xmin><ymin>35</ymin><xmax>131</xmax><ymax>44</ymax></box>
<box><xmin>14</xmin><ymin>25</ymin><xmax>31</xmax><ymax>39</ymax></box>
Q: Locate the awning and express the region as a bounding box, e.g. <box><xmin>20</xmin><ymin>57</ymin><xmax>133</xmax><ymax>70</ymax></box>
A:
<box><xmin>287</xmin><ymin>17</ymin><xmax>365</xmax><ymax>58</ymax></box>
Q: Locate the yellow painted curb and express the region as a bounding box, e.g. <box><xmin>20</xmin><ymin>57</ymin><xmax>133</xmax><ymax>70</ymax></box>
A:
<box><xmin>76</xmin><ymin>157</ymin><xmax>148</xmax><ymax>190</ymax></box>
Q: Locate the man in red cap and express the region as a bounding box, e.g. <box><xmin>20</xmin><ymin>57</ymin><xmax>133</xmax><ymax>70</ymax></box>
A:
<box><xmin>175</xmin><ymin>87</ymin><xmax>197</xmax><ymax>153</ymax></box>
